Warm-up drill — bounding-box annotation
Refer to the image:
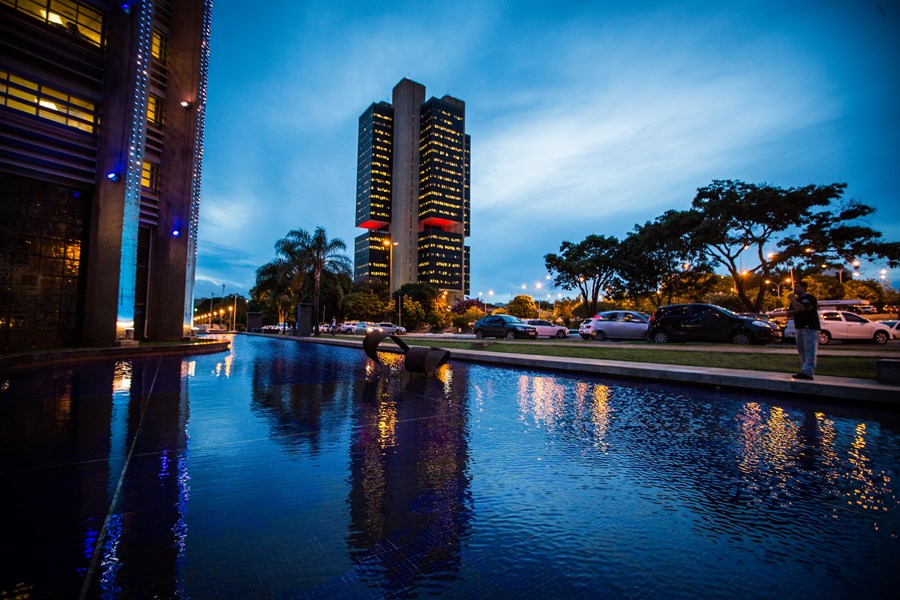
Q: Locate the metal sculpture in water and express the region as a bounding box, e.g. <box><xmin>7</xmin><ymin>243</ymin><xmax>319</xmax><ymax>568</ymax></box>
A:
<box><xmin>363</xmin><ymin>331</ymin><xmax>450</xmax><ymax>376</ymax></box>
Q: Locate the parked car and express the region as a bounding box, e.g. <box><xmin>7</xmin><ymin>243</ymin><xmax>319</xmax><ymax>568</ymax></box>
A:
<box><xmin>783</xmin><ymin>311</ymin><xmax>892</xmax><ymax>345</ymax></box>
<box><xmin>339</xmin><ymin>321</ymin><xmax>359</xmax><ymax>333</ymax></box>
<box><xmin>765</xmin><ymin>307</ymin><xmax>789</xmax><ymax>319</ymax></box>
<box><xmin>371</xmin><ymin>322</ymin><xmax>406</xmax><ymax>334</ymax></box>
<box><xmin>353</xmin><ymin>322</ymin><xmax>374</xmax><ymax>334</ymax></box>
<box><xmin>739</xmin><ymin>313</ymin><xmax>784</xmax><ymax>340</ymax></box>
<box><xmin>523</xmin><ymin>319</ymin><xmax>569</xmax><ymax>338</ymax></box>
<box><xmin>881</xmin><ymin>320</ymin><xmax>900</xmax><ymax>340</ymax></box>
<box><xmin>857</xmin><ymin>305</ymin><xmax>878</xmax><ymax>315</ymax></box>
<box><xmin>580</xmin><ymin>311</ymin><xmax>649</xmax><ymax>341</ymax></box>
<box><xmin>473</xmin><ymin>315</ymin><xmax>538</xmax><ymax>339</ymax></box>
<box><xmin>647</xmin><ymin>303</ymin><xmax>779</xmax><ymax>345</ymax></box>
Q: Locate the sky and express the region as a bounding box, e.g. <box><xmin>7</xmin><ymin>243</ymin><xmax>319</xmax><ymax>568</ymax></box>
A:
<box><xmin>196</xmin><ymin>0</ymin><xmax>900</xmax><ymax>302</ymax></box>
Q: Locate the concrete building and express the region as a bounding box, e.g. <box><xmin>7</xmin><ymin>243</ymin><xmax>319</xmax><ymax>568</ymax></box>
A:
<box><xmin>0</xmin><ymin>0</ymin><xmax>212</xmax><ymax>349</ymax></box>
<box><xmin>354</xmin><ymin>78</ymin><xmax>470</xmax><ymax>300</ymax></box>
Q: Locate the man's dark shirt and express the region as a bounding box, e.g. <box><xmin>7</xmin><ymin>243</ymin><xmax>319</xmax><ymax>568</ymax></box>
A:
<box><xmin>794</xmin><ymin>293</ymin><xmax>820</xmax><ymax>330</ymax></box>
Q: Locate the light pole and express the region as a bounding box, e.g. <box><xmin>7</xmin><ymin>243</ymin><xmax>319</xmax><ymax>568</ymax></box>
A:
<box><xmin>383</xmin><ymin>238</ymin><xmax>399</xmax><ymax>324</ymax></box>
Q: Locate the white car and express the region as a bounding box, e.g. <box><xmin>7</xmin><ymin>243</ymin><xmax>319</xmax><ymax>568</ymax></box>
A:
<box><xmin>371</xmin><ymin>322</ymin><xmax>406</xmax><ymax>334</ymax></box>
<box><xmin>880</xmin><ymin>320</ymin><xmax>900</xmax><ymax>340</ymax></box>
<box><xmin>339</xmin><ymin>321</ymin><xmax>359</xmax><ymax>333</ymax></box>
<box><xmin>523</xmin><ymin>319</ymin><xmax>569</xmax><ymax>338</ymax></box>
<box><xmin>579</xmin><ymin>311</ymin><xmax>650</xmax><ymax>340</ymax></box>
<box><xmin>783</xmin><ymin>310</ymin><xmax>892</xmax><ymax>345</ymax></box>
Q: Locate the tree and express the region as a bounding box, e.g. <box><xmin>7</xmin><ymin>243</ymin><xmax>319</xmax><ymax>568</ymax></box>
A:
<box><xmin>506</xmin><ymin>295</ymin><xmax>537</xmax><ymax>319</ymax></box>
<box><xmin>451</xmin><ymin>307</ymin><xmax>486</xmax><ymax>330</ymax></box>
<box><xmin>399</xmin><ymin>298</ymin><xmax>426</xmax><ymax>330</ymax></box>
<box><xmin>545</xmin><ymin>234</ymin><xmax>619</xmax><ymax>317</ymax></box>
<box><xmin>342</xmin><ymin>292</ymin><xmax>384</xmax><ymax>321</ymax></box>
<box><xmin>449</xmin><ymin>298</ymin><xmax>483</xmax><ymax>314</ymax></box>
<box><xmin>616</xmin><ymin>210</ymin><xmax>709</xmax><ymax>307</ymax></box>
<box><xmin>293</xmin><ymin>227</ymin><xmax>352</xmax><ymax>334</ymax></box>
<box><xmin>683</xmin><ymin>180</ymin><xmax>899</xmax><ymax>312</ymax></box>
<box><xmin>272</xmin><ymin>230</ymin><xmax>312</xmax><ymax>317</ymax></box>
<box><xmin>779</xmin><ymin>199</ymin><xmax>900</xmax><ymax>273</ymax></box>
<box><xmin>251</xmin><ymin>259</ymin><xmax>295</xmax><ymax>324</ymax></box>
<box><xmin>843</xmin><ymin>279</ymin><xmax>886</xmax><ymax>305</ymax></box>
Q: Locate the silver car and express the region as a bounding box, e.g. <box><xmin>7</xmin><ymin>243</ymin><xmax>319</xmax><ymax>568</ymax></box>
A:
<box><xmin>580</xmin><ymin>311</ymin><xmax>649</xmax><ymax>341</ymax></box>
<box><xmin>372</xmin><ymin>322</ymin><xmax>406</xmax><ymax>334</ymax></box>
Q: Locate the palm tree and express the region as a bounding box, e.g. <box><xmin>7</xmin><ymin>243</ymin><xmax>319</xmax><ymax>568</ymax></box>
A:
<box><xmin>252</xmin><ymin>259</ymin><xmax>293</xmax><ymax>323</ymax></box>
<box><xmin>267</xmin><ymin>227</ymin><xmax>350</xmax><ymax>334</ymax></box>
<box><xmin>301</xmin><ymin>227</ymin><xmax>351</xmax><ymax>334</ymax></box>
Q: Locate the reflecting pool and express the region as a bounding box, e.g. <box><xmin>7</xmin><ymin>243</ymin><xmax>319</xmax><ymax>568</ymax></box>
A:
<box><xmin>1</xmin><ymin>335</ymin><xmax>899</xmax><ymax>598</ymax></box>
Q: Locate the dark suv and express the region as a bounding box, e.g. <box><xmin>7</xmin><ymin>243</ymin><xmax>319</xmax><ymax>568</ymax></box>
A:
<box><xmin>647</xmin><ymin>303</ymin><xmax>778</xmax><ymax>345</ymax></box>
<box><xmin>473</xmin><ymin>315</ymin><xmax>538</xmax><ymax>339</ymax></box>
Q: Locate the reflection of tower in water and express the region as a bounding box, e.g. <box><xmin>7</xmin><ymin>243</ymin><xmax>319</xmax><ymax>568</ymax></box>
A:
<box><xmin>347</xmin><ymin>367</ymin><xmax>472</xmax><ymax>593</ymax></box>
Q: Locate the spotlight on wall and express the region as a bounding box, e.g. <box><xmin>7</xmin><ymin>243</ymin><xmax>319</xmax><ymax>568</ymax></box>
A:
<box><xmin>106</xmin><ymin>172</ymin><xmax>120</xmax><ymax>182</ymax></box>
<box><xmin>180</xmin><ymin>101</ymin><xmax>192</xmax><ymax>109</ymax></box>
<box><xmin>172</xmin><ymin>229</ymin><xmax>181</xmax><ymax>238</ymax></box>
<box><xmin>121</xmin><ymin>3</ymin><xmax>132</xmax><ymax>14</ymax></box>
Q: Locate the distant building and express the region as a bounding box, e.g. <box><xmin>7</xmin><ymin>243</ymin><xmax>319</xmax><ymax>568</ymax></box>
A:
<box><xmin>0</xmin><ymin>0</ymin><xmax>212</xmax><ymax>349</ymax></box>
<box><xmin>354</xmin><ymin>78</ymin><xmax>470</xmax><ymax>299</ymax></box>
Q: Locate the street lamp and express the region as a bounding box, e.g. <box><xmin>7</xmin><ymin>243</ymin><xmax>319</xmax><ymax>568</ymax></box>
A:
<box><xmin>383</xmin><ymin>238</ymin><xmax>400</xmax><ymax>324</ymax></box>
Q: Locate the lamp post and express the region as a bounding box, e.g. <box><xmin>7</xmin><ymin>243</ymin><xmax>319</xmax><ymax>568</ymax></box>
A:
<box><xmin>383</xmin><ymin>238</ymin><xmax>399</xmax><ymax>324</ymax></box>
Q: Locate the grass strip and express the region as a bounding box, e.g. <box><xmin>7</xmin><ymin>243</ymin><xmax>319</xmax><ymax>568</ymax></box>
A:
<box><xmin>420</xmin><ymin>340</ymin><xmax>877</xmax><ymax>380</ymax></box>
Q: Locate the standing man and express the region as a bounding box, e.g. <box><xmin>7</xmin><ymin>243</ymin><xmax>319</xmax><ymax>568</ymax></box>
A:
<box><xmin>786</xmin><ymin>280</ymin><xmax>820</xmax><ymax>380</ymax></box>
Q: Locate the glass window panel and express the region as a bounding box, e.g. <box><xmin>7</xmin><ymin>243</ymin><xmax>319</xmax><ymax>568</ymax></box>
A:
<box><xmin>51</xmin><ymin>0</ymin><xmax>77</xmax><ymax>21</ymax></box>
<box><xmin>17</xmin><ymin>0</ymin><xmax>45</xmax><ymax>20</ymax></box>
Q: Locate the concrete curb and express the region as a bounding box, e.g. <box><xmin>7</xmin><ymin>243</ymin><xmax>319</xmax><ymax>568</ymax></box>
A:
<box><xmin>0</xmin><ymin>340</ymin><xmax>231</xmax><ymax>374</ymax></box>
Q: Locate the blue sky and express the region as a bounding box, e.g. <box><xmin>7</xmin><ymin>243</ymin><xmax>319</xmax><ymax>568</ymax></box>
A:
<box><xmin>196</xmin><ymin>0</ymin><xmax>900</xmax><ymax>302</ymax></box>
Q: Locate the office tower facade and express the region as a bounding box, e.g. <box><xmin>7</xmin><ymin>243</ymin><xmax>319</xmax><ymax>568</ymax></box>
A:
<box><xmin>0</xmin><ymin>0</ymin><xmax>212</xmax><ymax>350</ymax></box>
<box><xmin>354</xmin><ymin>78</ymin><xmax>470</xmax><ymax>299</ymax></box>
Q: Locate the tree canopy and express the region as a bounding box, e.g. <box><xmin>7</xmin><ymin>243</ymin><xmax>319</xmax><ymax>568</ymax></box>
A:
<box><xmin>545</xmin><ymin>179</ymin><xmax>898</xmax><ymax>312</ymax></box>
<box><xmin>506</xmin><ymin>294</ymin><xmax>537</xmax><ymax>319</ymax></box>
<box><xmin>544</xmin><ymin>234</ymin><xmax>619</xmax><ymax>317</ymax></box>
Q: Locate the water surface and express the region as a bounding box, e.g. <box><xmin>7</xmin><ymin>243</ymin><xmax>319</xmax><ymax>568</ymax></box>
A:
<box><xmin>1</xmin><ymin>335</ymin><xmax>898</xmax><ymax>598</ymax></box>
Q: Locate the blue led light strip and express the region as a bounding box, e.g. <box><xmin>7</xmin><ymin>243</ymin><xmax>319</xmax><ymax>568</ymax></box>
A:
<box><xmin>116</xmin><ymin>0</ymin><xmax>155</xmax><ymax>334</ymax></box>
<box><xmin>182</xmin><ymin>0</ymin><xmax>213</xmax><ymax>332</ymax></box>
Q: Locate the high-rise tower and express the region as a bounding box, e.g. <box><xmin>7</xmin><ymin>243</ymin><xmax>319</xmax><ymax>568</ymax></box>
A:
<box><xmin>354</xmin><ymin>78</ymin><xmax>470</xmax><ymax>299</ymax></box>
<box><xmin>0</xmin><ymin>0</ymin><xmax>212</xmax><ymax>349</ymax></box>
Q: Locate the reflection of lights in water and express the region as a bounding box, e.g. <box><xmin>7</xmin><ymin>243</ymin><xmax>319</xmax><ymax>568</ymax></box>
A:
<box><xmin>847</xmin><ymin>423</ymin><xmax>894</xmax><ymax>513</ymax></box>
<box><xmin>181</xmin><ymin>361</ymin><xmax>196</xmax><ymax>378</ymax></box>
<box><xmin>213</xmin><ymin>353</ymin><xmax>234</xmax><ymax>378</ymax></box>
<box><xmin>113</xmin><ymin>361</ymin><xmax>132</xmax><ymax>393</ymax></box>
<box><xmin>590</xmin><ymin>384</ymin><xmax>612</xmax><ymax>448</ymax></box>
<box><xmin>437</xmin><ymin>363</ymin><xmax>453</xmax><ymax>395</ymax></box>
<box><xmin>99</xmin><ymin>513</ymin><xmax>124</xmax><ymax>595</ymax></box>
<box><xmin>174</xmin><ymin>451</ymin><xmax>190</xmax><ymax>556</ymax></box>
<box><xmin>763</xmin><ymin>406</ymin><xmax>800</xmax><ymax>476</ymax></box>
<box><xmin>517</xmin><ymin>376</ymin><xmax>529</xmax><ymax>420</ymax></box>
<box><xmin>737</xmin><ymin>403</ymin><xmax>764</xmax><ymax>477</ymax></box>
<box><xmin>378</xmin><ymin>400</ymin><xmax>397</xmax><ymax>448</ymax></box>
<box><xmin>736</xmin><ymin>402</ymin><xmax>802</xmax><ymax>501</ymax></box>
<box><xmin>517</xmin><ymin>375</ymin><xmax>566</xmax><ymax>429</ymax></box>
<box><xmin>378</xmin><ymin>352</ymin><xmax>405</xmax><ymax>370</ymax></box>
<box><xmin>816</xmin><ymin>412</ymin><xmax>840</xmax><ymax>486</ymax></box>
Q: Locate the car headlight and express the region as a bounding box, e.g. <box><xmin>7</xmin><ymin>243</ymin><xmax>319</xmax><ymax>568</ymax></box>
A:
<box><xmin>751</xmin><ymin>321</ymin><xmax>770</xmax><ymax>328</ymax></box>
